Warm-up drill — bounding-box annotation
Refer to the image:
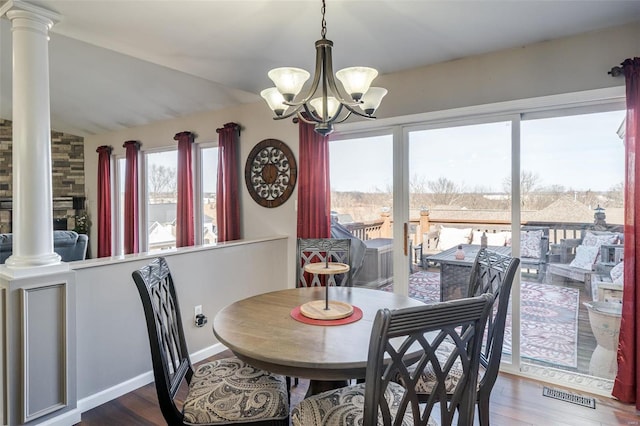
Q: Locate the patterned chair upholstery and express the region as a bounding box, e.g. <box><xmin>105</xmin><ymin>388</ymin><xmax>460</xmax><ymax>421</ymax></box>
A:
<box><xmin>291</xmin><ymin>294</ymin><xmax>494</xmax><ymax>426</ymax></box>
<box><xmin>132</xmin><ymin>257</ymin><xmax>289</xmax><ymax>425</ymax></box>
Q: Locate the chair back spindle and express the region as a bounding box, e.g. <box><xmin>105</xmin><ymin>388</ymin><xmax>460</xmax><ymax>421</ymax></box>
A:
<box><xmin>132</xmin><ymin>257</ymin><xmax>192</xmax><ymax>423</ymax></box>
<box><xmin>364</xmin><ymin>294</ymin><xmax>494</xmax><ymax>425</ymax></box>
<box><xmin>296</xmin><ymin>238</ymin><xmax>352</xmax><ymax>287</ymax></box>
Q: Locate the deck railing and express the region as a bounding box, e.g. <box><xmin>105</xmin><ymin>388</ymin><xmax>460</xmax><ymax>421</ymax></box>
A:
<box><xmin>339</xmin><ymin>212</ymin><xmax>622</xmax><ymax>247</ymax></box>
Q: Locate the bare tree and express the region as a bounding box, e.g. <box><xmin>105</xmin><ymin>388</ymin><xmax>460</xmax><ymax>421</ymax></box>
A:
<box><xmin>428</xmin><ymin>177</ymin><xmax>463</xmax><ymax>206</ymax></box>
<box><xmin>502</xmin><ymin>170</ymin><xmax>540</xmax><ymax>208</ymax></box>
<box><xmin>606</xmin><ymin>182</ymin><xmax>624</xmax><ymax>207</ymax></box>
<box><xmin>148</xmin><ymin>164</ymin><xmax>177</xmax><ymax>199</ymax></box>
<box><xmin>410</xmin><ymin>174</ymin><xmax>430</xmax><ymax>209</ymax></box>
<box><xmin>410</xmin><ymin>173</ymin><xmax>428</xmax><ymax>194</ymax></box>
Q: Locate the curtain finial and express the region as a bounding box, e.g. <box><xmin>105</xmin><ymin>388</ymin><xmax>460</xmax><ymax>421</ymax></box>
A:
<box><xmin>96</xmin><ymin>145</ymin><xmax>113</xmax><ymax>154</ymax></box>
<box><xmin>216</xmin><ymin>122</ymin><xmax>240</xmax><ymax>136</ymax></box>
<box><xmin>173</xmin><ymin>131</ymin><xmax>195</xmax><ymax>142</ymax></box>
<box><xmin>123</xmin><ymin>140</ymin><xmax>141</xmax><ymax>149</ymax></box>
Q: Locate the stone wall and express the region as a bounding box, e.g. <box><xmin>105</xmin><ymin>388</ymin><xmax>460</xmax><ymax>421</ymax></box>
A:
<box><xmin>0</xmin><ymin>119</ymin><xmax>85</xmax><ymax>232</ymax></box>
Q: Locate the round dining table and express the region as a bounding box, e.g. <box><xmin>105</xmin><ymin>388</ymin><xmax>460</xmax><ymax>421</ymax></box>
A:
<box><xmin>212</xmin><ymin>286</ymin><xmax>425</xmax><ymax>395</ymax></box>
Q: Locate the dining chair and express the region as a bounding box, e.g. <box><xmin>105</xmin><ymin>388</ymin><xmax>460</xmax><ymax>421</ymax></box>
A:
<box><xmin>291</xmin><ymin>293</ymin><xmax>495</xmax><ymax>425</ymax></box>
<box><xmin>131</xmin><ymin>257</ymin><xmax>290</xmax><ymax>425</ymax></box>
<box><xmin>296</xmin><ymin>238</ymin><xmax>352</xmax><ymax>287</ymax></box>
<box><xmin>411</xmin><ymin>248</ymin><xmax>520</xmax><ymax>426</ymax></box>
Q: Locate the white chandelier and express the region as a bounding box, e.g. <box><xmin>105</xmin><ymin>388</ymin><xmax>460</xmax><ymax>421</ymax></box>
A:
<box><xmin>261</xmin><ymin>0</ymin><xmax>387</xmax><ymax>136</ymax></box>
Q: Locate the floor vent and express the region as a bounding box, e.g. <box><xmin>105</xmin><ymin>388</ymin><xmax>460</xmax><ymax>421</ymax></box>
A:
<box><xmin>542</xmin><ymin>386</ymin><xmax>596</xmax><ymax>409</ymax></box>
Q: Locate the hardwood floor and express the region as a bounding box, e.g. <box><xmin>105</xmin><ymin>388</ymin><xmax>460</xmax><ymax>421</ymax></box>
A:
<box><xmin>76</xmin><ymin>351</ymin><xmax>639</xmax><ymax>426</ymax></box>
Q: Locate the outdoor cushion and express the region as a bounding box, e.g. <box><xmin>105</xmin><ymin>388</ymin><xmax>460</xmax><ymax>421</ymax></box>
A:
<box><xmin>437</xmin><ymin>227</ymin><xmax>472</xmax><ymax>250</ymax></box>
<box><xmin>583</xmin><ymin>231</ymin><xmax>618</xmax><ymax>247</ymax></box>
<box><xmin>471</xmin><ymin>231</ymin><xmax>507</xmax><ymax>246</ymax></box>
<box><xmin>182</xmin><ymin>357</ymin><xmax>289</xmax><ymax>424</ymax></box>
<box><xmin>610</xmin><ymin>261</ymin><xmax>624</xmax><ymax>284</ymax></box>
<box><xmin>569</xmin><ymin>245</ymin><xmax>600</xmax><ymax>270</ymax></box>
<box><xmin>521</xmin><ymin>230</ymin><xmax>543</xmax><ymax>259</ymax></box>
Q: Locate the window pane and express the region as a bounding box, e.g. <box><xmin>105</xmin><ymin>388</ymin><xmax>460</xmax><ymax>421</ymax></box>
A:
<box><xmin>201</xmin><ymin>147</ymin><xmax>218</xmax><ymax>244</ymax></box>
<box><xmin>146</xmin><ymin>150</ymin><xmax>177</xmax><ymax>252</ymax></box>
<box><xmin>116</xmin><ymin>157</ymin><xmax>125</xmax><ymax>256</ymax></box>
<box><xmin>330</xmin><ymin>135</ymin><xmax>394</xmax><ymax>288</ymax></box>
<box><xmin>408</xmin><ymin>121</ymin><xmax>513</xmax><ymax>361</ymax></box>
<box><xmin>521</xmin><ymin>109</ymin><xmax>625</xmax><ymax>378</ymax></box>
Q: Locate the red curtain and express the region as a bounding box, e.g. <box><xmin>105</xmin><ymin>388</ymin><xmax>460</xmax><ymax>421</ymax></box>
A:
<box><xmin>174</xmin><ymin>131</ymin><xmax>195</xmax><ymax>247</ymax></box>
<box><xmin>613</xmin><ymin>57</ymin><xmax>640</xmax><ymax>409</ymax></box>
<box><xmin>123</xmin><ymin>140</ymin><xmax>140</xmax><ymax>254</ymax></box>
<box><xmin>96</xmin><ymin>145</ymin><xmax>112</xmax><ymax>257</ymax></box>
<box><xmin>216</xmin><ymin>122</ymin><xmax>241</xmax><ymax>242</ymax></box>
<box><xmin>296</xmin><ymin>120</ymin><xmax>331</xmax><ymax>239</ymax></box>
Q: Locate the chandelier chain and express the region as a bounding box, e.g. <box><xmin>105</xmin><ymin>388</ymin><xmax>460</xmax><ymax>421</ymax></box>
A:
<box><xmin>320</xmin><ymin>0</ymin><xmax>327</xmax><ymax>38</ymax></box>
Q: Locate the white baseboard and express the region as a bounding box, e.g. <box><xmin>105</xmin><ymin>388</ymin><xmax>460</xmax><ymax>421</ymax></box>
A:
<box><xmin>191</xmin><ymin>342</ymin><xmax>227</xmax><ymax>364</ymax></box>
<box><xmin>77</xmin><ymin>343</ymin><xmax>227</xmax><ymax>415</ymax></box>
<box><xmin>33</xmin><ymin>409</ymin><xmax>81</xmax><ymax>426</ymax></box>
<box><xmin>76</xmin><ymin>370</ymin><xmax>154</xmax><ymax>413</ymax></box>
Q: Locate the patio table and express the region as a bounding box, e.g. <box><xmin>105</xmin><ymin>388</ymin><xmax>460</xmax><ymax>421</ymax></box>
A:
<box><xmin>425</xmin><ymin>244</ymin><xmax>511</xmax><ymax>301</ymax></box>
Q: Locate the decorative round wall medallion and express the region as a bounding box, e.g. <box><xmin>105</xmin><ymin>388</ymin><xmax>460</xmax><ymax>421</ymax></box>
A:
<box><xmin>245</xmin><ymin>139</ymin><xmax>297</xmax><ymax>208</ymax></box>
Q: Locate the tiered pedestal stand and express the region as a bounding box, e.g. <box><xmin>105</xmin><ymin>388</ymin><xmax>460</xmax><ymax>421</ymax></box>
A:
<box><xmin>301</xmin><ymin>262</ymin><xmax>352</xmax><ymax>320</ymax></box>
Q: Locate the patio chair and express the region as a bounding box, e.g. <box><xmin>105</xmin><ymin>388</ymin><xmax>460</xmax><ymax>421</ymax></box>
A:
<box><xmin>547</xmin><ymin>229</ymin><xmax>623</xmax><ymax>291</ymax></box>
<box><xmin>132</xmin><ymin>257</ymin><xmax>289</xmax><ymax>425</ymax></box>
<box><xmin>291</xmin><ymin>293</ymin><xmax>494</xmax><ymax>426</ymax></box>
<box><xmin>296</xmin><ymin>238</ymin><xmax>352</xmax><ymax>287</ymax></box>
<box><xmin>518</xmin><ymin>226</ymin><xmax>549</xmax><ymax>279</ymax></box>
<box><xmin>407</xmin><ymin>248</ymin><xmax>519</xmax><ymax>426</ymax></box>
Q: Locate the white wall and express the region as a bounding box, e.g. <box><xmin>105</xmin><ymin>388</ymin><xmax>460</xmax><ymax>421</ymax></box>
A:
<box><xmin>72</xmin><ymin>237</ymin><xmax>287</xmax><ymax>404</ymax></box>
<box><xmin>82</xmin><ymin>23</ymin><xmax>639</xmax><ymax>294</ymax></box>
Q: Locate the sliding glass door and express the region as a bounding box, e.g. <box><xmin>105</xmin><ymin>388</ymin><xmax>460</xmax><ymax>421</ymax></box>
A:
<box><xmin>518</xmin><ymin>108</ymin><xmax>625</xmax><ymax>388</ymax></box>
<box><xmin>406</xmin><ymin>119</ymin><xmax>515</xmax><ymax>362</ymax></box>
<box><xmin>400</xmin><ymin>106</ymin><xmax>625</xmax><ymax>394</ymax></box>
<box><xmin>331</xmin><ymin>97</ymin><xmax>625</xmax><ymax>396</ymax></box>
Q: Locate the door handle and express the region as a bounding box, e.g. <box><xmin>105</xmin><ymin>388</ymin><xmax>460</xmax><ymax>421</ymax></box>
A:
<box><xmin>403</xmin><ymin>223</ymin><xmax>408</xmax><ymax>256</ymax></box>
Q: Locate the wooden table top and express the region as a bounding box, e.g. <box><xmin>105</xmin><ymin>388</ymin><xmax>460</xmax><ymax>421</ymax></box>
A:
<box><xmin>212</xmin><ymin>287</ymin><xmax>425</xmax><ymax>381</ymax></box>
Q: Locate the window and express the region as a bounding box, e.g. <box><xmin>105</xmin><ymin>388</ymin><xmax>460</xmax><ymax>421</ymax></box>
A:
<box><xmin>200</xmin><ymin>146</ymin><xmax>219</xmax><ymax>244</ymax></box>
<box><xmin>145</xmin><ymin>150</ymin><xmax>177</xmax><ymax>252</ymax></box>
<box><xmin>114</xmin><ymin>156</ymin><xmax>125</xmax><ymax>256</ymax></box>
<box><xmin>329</xmin><ymin>134</ymin><xmax>393</xmax><ymax>287</ymax></box>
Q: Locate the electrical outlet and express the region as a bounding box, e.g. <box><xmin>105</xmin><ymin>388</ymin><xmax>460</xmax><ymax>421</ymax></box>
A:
<box><xmin>194</xmin><ymin>305</ymin><xmax>202</xmax><ymax>317</ymax></box>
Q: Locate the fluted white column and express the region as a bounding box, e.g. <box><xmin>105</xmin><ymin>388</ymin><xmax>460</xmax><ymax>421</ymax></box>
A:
<box><xmin>1</xmin><ymin>1</ymin><xmax>62</xmax><ymax>270</ymax></box>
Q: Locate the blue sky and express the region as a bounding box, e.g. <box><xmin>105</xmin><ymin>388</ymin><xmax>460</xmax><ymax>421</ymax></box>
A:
<box><xmin>330</xmin><ymin>109</ymin><xmax>625</xmax><ymax>193</ymax></box>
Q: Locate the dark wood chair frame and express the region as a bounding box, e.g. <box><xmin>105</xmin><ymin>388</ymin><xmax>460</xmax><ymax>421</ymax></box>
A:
<box><xmin>364</xmin><ymin>294</ymin><xmax>495</xmax><ymax>425</ymax></box>
<box><xmin>466</xmin><ymin>248</ymin><xmax>520</xmax><ymax>426</ymax></box>
<box><xmin>296</xmin><ymin>238</ymin><xmax>352</xmax><ymax>287</ymax></box>
<box><xmin>413</xmin><ymin>248</ymin><xmax>519</xmax><ymax>425</ymax></box>
<box><xmin>132</xmin><ymin>257</ymin><xmax>289</xmax><ymax>426</ymax></box>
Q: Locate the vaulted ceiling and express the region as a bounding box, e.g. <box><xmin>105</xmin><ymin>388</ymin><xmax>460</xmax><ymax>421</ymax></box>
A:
<box><xmin>1</xmin><ymin>0</ymin><xmax>639</xmax><ymax>136</ymax></box>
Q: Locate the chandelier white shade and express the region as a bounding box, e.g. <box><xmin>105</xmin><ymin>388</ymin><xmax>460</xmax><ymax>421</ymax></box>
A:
<box><xmin>261</xmin><ymin>0</ymin><xmax>387</xmax><ymax>135</ymax></box>
<box><xmin>267</xmin><ymin>67</ymin><xmax>310</xmax><ymax>101</ymax></box>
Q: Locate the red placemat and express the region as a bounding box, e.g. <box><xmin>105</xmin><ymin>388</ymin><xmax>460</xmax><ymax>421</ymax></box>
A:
<box><xmin>290</xmin><ymin>305</ymin><xmax>363</xmax><ymax>326</ymax></box>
